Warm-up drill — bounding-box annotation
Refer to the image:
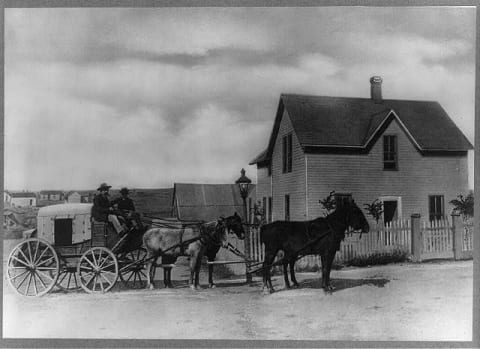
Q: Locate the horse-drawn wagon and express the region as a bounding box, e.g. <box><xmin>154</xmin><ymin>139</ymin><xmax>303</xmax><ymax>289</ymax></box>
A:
<box><xmin>7</xmin><ymin>203</ymin><xmax>246</xmax><ymax>296</ymax></box>
<box><xmin>6</xmin><ymin>203</ymin><xmax>157</xmax><ymax>296</ymax></box>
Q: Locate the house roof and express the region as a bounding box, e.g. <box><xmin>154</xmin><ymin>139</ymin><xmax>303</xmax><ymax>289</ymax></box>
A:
<box><xmin>5</xmin><ymin>191</ymin><xmax>37</xmax><ymax>198</ymax></box>
<box><xmin>173</xmin><ymin>183</ymin><xmax>255</xmax><ymax>222</ymax></box>
<box><xmin>121</xmin><ymin>188</ymin><xmax>174</xmax><ymax>218</ymax></box>
<box><xmin>39</xmin><ymin>190</ymin><xmax>64</xmax><ymax>195</ymax></box>
<box><xmin>251</xmin><ymin>94</ymin><xmax>472</xmax><ymax>163</ymax></box>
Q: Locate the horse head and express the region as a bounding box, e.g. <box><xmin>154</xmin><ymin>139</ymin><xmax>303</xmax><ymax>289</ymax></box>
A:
<box><xmin>224</xmin><ymin>212</ymin><xmax>246</xmax><ymax>240</ymax></box>
<box><xmin>341</xmin><ymin>200</ymin><xmax>370</xmax><ymax>234</ymax></box>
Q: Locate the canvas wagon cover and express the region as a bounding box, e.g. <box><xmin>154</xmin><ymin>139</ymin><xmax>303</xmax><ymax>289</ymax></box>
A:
<box><xmin>37</xmin><ymin>203</ymin><xmax>93</xmax><ymax>245</ymax></box>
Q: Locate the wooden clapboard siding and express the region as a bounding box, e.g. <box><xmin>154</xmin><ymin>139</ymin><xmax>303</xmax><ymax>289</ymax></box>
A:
<box><xmin>270</xmin><ymin>109</ymin><xmax>306</xmax><ymax>221</ymax></box>
<box><xmin>255</xmin><ymin>166</ymin><xmax>272</xmax><ymax>214</ymax></box>
<box><xmin>306</xmin><ymin>119</ymin><xmax>469</xmax><ymax>220</ymax></box>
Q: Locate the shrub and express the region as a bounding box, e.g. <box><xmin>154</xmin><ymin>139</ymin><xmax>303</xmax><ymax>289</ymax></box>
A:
<box><xmin>346</xmin><ymin>250</ymin><xmax>409</xmax><ymax>267</ymax></box>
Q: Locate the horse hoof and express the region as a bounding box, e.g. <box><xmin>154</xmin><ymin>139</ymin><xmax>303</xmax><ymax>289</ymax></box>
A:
<box><xmin>147</xmin><ymin>284</ymin><xmax>154</xmax><ymax>290</ymax></box>
<box><xmin>293</xmin><ymin>283</ymin><xmax>299</xmax><ymax>288</ymax></box>
<box><xmin>209</xmin><ymin>283</ymin><xmax>216</xmax><ymax>289</ymax></box>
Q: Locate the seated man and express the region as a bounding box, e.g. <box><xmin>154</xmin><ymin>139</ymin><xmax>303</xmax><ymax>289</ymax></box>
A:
<box><xmin>111</xmin><ymin>187</ymin><xmax>141</xmax><ymax>229</ymax></box>
<box><xmin>92</xmin><ymin>182</ymin><xmax>127</xmax><ymax>235</ymax></box>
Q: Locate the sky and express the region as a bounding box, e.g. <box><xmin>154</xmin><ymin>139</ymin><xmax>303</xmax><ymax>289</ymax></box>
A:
<box><xmin>4</xmin><ymin>6</ymin><xmax>476</xmax><ymax>191</ymax></box>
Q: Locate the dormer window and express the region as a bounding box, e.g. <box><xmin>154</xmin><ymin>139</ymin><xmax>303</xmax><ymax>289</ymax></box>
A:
<box><xmin>383</xmin><ymin>135</ymin><xmax>398</xmax><ymax>170</ymax></box>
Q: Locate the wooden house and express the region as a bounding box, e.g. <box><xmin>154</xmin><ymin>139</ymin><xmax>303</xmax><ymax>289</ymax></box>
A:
<box><xmin>250</xmin><ymin>77</ymin><xmax>472</xmax><ymax>224</ymax></box>
<box><xmin>4</xmin><ymin>191</ymin><xmax>37</xmax><ymax>207</ymax></box>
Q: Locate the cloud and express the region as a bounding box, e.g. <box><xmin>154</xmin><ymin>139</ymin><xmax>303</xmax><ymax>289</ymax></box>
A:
<box><xmin>4</xmin><ymin>7</ymin><xmax>475</xmax><ymax>190</ymax></box>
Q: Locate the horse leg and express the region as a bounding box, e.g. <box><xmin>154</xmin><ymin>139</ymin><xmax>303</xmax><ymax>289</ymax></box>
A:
<box><xmin>320</xmin><ymin>254</ymin><xmax>327</xmax><ymax>290</ymax></box>
<box><xmin>166</xmin><ymin>267</ymin><xmax>173</xmax><ymax>288</ymax></box>
<box><xmin>283</xmin><ymin>261</ymin><xmax>291</xmax><ymax>289</ymax></box>
<box><xmin>289</xmin><ymin>259</ymin><xmax>299</xmax><ymax>288</ymax></box>
<box><xmin>263</xmin><ymin>252</ymin><xmax>276</xmax><ymax>294</ymax></box>
<box><xmin>194</xmin><ymin>257</ymin><xmax>202</xmax><ymax>290</ymax></box>
<box><xmin>208</xmin><ymin>256</ymin><xmax>215</xmax><ymax>288</ymax></box>
<box><xmin>323</xmin><ymin>252</ymin><xmax>336</xmax><ymax>294</ymax></box>
<box><xmin>144</xmin><ymin>252</ymin><xmax>155</xmax><ymax>290</ymax></box>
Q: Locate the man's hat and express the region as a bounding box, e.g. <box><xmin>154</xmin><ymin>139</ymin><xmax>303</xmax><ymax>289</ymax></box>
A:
<box><xmin>97</xmin><ymin>182</ymin><xmax>112</xmax><ymax>191</ymax></box>
<box><xmin>120</xmin><ymin>187</ymin><xmax>130</xmax><ymax>195</ymax></box>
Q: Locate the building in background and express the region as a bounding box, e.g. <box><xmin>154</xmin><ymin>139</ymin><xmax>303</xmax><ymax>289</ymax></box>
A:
<box><xmin>250</xmin><ymin>77</ymin><xmax>472</xmax><ymax>223</ymax></box>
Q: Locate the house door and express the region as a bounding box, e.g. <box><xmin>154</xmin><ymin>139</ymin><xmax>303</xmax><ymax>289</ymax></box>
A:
<box><xmin>383</xmin><ymin>201</ymin><xmax>398</xmax><ymax>223</ymax></box>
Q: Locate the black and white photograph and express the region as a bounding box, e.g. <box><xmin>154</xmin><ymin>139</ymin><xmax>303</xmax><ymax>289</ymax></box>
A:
<box><xmin>2</xmin><ymin>4</ymin><xmax>477</xmax><ymax>344</ymax></box>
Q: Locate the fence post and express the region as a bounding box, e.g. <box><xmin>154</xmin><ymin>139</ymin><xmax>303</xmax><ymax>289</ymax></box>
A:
<box><xmin>411</xmin><ymin>214</ymin><xmax>422</xmax><ymax>262</ymax></box>
<box><xmin>451</xmin><ymin>214</ymin><xmax>464</xmax><ymax>260</ymax></box>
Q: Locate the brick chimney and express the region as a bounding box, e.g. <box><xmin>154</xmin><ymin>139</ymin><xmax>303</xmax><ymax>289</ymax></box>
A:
<box><xmin>370</xmin><ymin>76</ymin><xmax>383</xmax><ymax>103</ymax></box>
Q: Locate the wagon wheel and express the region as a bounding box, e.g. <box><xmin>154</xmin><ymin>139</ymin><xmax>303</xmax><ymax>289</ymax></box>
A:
<box><xmin>54</xmin><ymin>266</ymin><xmax>81</xmax><ymax>291</ymax></box>
<box><xmin>77</xmin><ymin>247</ymin><xmax>119</xmax><ymax>293</ymax></box>
<box><xmin>7</xmin><ymin>238</ymin><xmax>60</xmax><ymax>297</ymax></box>
<box><xmin>52</xmin><ymin>257</ymin><xmax>80</xmax><ymax>291</ymax></box>
<box><xmin>118</xmin><ymin>248</ymin><xmax>149</xmax><ymax>289</ymax></box>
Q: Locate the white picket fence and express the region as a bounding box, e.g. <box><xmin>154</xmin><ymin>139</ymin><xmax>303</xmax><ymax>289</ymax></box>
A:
<box><xmin>247</xmin><ymin>217</ymin><xmax>473</xmax><ymax>269</ymax></box>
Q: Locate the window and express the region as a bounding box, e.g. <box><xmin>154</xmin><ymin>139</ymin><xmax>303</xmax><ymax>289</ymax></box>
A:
<box><xmin>429</xmin><ymin>195</ymin><xmax>444</xmax><ymax>221</ymax></box>
<box><xmin>334</xmin><ymin>193</ymin><xmax>352</xmax><ymax>207</ymax></box>
<box><xmin>263</xmin><ymin>197</ymin><xmax>267</xmax><ymax>222</ymax></box>
<box><xmin>268</xmin><ymin>197</ymin><xmax>273</xmax><ymax>223</ymax></box>
<box><xmin>282</xmin><ymin>133</ymin><xmax>293</xmax><ymax>173</ymax></box>
<box><xmin>285</xmin><ymin>195</ymin><xmax>290</xmax><ymax>221</ymax></box>
<box><xmin>383</xmin><ymin>135</ymin><xmax>398</xmax><ymax>170</ymax></box>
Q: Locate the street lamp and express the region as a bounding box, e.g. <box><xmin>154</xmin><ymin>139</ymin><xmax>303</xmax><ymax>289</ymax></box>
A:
<box><xmin>235</xmin><ymin>168</ymin><xmax>252</xmax><ymax>283</ymax></box>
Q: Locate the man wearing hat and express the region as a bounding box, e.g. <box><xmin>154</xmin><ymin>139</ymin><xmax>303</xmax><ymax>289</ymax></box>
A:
<box><xmin>92</xmin><ymin>182</ymin><xmax>126</xmax><ymax>235</ymax></box>
<box><xmin>112</xmin><ymin>187</ymin><xmax>135</xmax><ymax>212</ymax></box>
<box><xmin>112</xmin><ymin>187</ymin><xmax>142</xmax><ymax>230</ymax></box>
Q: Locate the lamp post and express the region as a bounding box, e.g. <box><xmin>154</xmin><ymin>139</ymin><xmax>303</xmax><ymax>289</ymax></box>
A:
<box><xmin>235</xmin><ymin>168</ymin><xmax>252</xmax><ymax>283</ymax></box>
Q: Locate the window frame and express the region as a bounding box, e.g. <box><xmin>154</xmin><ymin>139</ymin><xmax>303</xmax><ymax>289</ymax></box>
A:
<box><xmin>282</xmin><ymin>133</ymin><xmax>293</xmax><ymax>173</ymax></box>
<box><xmin>383</xmin><ymin>135</ymin><xmax>398</xmax><ymax>170</ymax></box>
<box><xmin>428</xmin><ymin>195</ymin><xmax>445</xmax><ymax>221</ymax></box>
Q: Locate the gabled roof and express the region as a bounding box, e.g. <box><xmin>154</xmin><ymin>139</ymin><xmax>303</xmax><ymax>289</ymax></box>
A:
<box><xmin>128</xmin><ymin>188</ymin><xmax>174</xmax><ymax>218</ymax></box>
<box><xmin>39</xmin><ymin>190</ymin><xmax>64</xmax><ymax>195</ymax></box>
<box><xmin>173</xmin><ymin>183</ymin><xmax>255</xmax><ymax>222</ymax></box>
<box><xmin>251</xmin><ymin>94</ymin><xmax>472</xmax><ymax>164</ymax></box>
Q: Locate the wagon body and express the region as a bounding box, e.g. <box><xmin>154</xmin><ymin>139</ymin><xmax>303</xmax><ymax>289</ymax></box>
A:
<box><xmin>7</xmin><ymin>203</ymin><xmax>150</xmax><ymax>296</ymax></box>
<box><xmin>36</xmin><ymin>203</ymin><xmax>93</xmax><ymax>246</ymax></box>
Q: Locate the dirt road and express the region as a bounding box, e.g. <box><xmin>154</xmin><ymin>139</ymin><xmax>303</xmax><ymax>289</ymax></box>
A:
<box><xmin>2</xmin><ymin>239</ymin><xmax>473</xmax><ymax>341</ymax></box>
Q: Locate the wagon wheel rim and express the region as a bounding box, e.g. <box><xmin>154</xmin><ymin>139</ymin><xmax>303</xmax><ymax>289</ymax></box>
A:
<box><xmin>7</xmin><ymin>238</ymin><xmax>60</xmax><ymax>297</ymax></box>
<box><xmin>77</xmin><ymin>247</ymin><xmax>118</xmax><ymax>294</ymax></box>
<box><xmin>118</xmin><ymin>248</ymin><xmax>148</xmax><ymax>289</ymax></box>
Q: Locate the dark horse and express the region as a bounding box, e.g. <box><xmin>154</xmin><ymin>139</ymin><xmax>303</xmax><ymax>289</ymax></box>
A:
<box><xmin>261</xmin><ymin>200</ymin><xmax>369</xmax><ymax>294</ymax></box>
<box><xmin>143</xmin><ymin>213</ymin><xmax>245</xmax><ymax>290</ymax></box>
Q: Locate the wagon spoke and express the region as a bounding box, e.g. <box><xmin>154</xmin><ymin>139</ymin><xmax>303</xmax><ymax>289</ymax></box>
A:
<box><xmin>10</xmin><ymin>255</ymin><xmax>29</xmax><ymax>268</ymax></box>
<box><xmin>90</xmin><ymin>250</ymin><xmax>98</xmax><ymax>266</ymax></box>
<box><xmin>34</xmin><ymin>247</ymin><xmax>49</xmax><ymax>266</ymax></box>
<box><xmin>84</xmin><ymin>273</ymin><xmax>96</xmax><ymax>289</ymax></box>
<box><xmin>100</xmin><ymin>273</ymin><xmax>115</xmax><ymax>287</ymax></box>
<box><xmin>83</xmin><ymin>257</ymin><xmax>97</xmax><ymax>270</ymax></box>
<box><xmin>58</xmin><ymin>271</ymin><xmax>68</xmax><ymax>285</ymax></box>
<box><xmin>16</xmin><ymin>271</ymin><xmax>31</xmax><ymax>291</ymax></box>
<box><xmin>101</xmin><ymin>261</ymin><xmax>116</xmax><ymax>270</ymax></box>
<box><xmin>17</xmin><ymin>248</ymin><xmax>31</xmax><ymax>266</ymax></box>
<box><xmin>36</xmin><ymin>256</ymin><xmax>55</xmax><ymax>268</ymax></box>
<box><xmin>33</xmin><ymin>270</ymin><xmax>48</xmax><ymax>289</ymax></box>
<box><xmin>8</xmin><ymin>269</ymin><xmax>29</xmax><ymax>282</ymax></box>
<box><xmin>25</xmin><ymin>273</ymin><xmax>33</xmax><ymax>296</ymax></box>
<box><xmin>32</xmin><ymin>240</ymin><xmax>40</xmax><ymax>265</ymax></box>
<box><xmin>98</xmin><ymin>276</ymin><xmax>105</xmax><ymax>292</ymax></box>
<box><xmin>100</xmin><ymin>270</ymin><xmax>117</xmax><ymax>277</ymax></box>
<box><xmin>35</xmin><ymin>269</ymin><xmax>54</xmax><ymax>282</ymax></box>
<box><xmin>32</xmin><ymin>272</ymin><xmax>39</xmax><ymax>295</ymax></box>
<box><xmin>27</xmin><ymin>241</ymin><xmax>34</xmax><ymax>265</ymax></box>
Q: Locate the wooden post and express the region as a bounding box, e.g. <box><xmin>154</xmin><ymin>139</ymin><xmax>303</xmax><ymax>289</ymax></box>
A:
<box><xmin>243</xmin><ymin>197</ymin><xmax>252</xmax><ymax>283</ymax></box>
<box><xmin>411</xmin><ymin>214</ymin><xmax>422</xmax><ymax>262</ymax></box>
<box><xmin>451</xmin><ymin>214</ymin><xmax>464</xmax><ymax>260</ymax></box>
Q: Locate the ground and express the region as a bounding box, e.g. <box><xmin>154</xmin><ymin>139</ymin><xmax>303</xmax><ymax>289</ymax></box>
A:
<box><xmin>2</xmin><ymin>239</ymin><xmax>473</xmax><ymax>341</ymax></box>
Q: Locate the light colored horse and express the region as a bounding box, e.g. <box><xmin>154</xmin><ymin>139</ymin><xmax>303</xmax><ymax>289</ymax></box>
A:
<box><xmin>143</xmin><ymin>213</ymin><xmax>245</xmax><ymax>290</ymax></box>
